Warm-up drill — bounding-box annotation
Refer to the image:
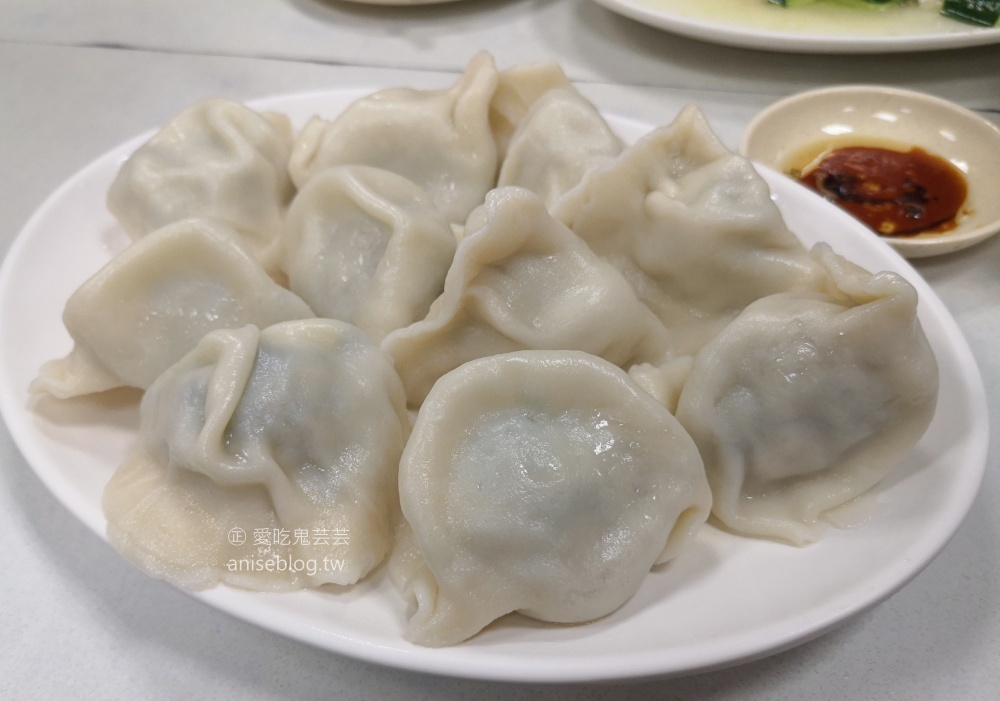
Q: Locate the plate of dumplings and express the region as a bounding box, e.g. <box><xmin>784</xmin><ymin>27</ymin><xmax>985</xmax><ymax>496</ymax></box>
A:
<box><xmin>0</xmin><ymin>53</ymin><xmax>988</xmax><ymax>682</ymax></box>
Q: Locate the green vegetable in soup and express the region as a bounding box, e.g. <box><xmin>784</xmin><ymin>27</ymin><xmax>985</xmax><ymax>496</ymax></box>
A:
<box><xmin>941</xmin><ymin>0</ymin><xmax>1000</xmax><ymax>26</ymax></box>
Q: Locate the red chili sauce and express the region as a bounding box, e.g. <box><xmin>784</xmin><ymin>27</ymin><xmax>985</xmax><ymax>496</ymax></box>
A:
<box><xmin>799</xmin><ymin>146</ymin><xmax>967</xmax><ymax>237</ymax></box>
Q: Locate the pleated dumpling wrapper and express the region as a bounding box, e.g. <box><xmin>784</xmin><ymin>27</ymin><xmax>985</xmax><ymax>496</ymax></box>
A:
<box><xmin>107</xmin><ymin>99</ymin><xmax>295</xmax><ymax>274</ymax></box>
<box><xmin>553</xmin><ymin>104</ymin><xmax>821</xmax><ymax>359</ymax></box>
<box><xmin>289</xmin><ymin>52</ymin><xmax>498</xmax><ymax>229</ymax></box>
<box><xmin>497</xmin><ymin>87</ymin><xmax>624</xmax><ymax>210</ymax></box>
<box><xmin>281</xmin><ymin>165</ymin><xmax>456</xmax><ymax>343</ymax></box>
<box><xmin>103</xmin><ymin>320</ymin><xmax>409</xmax><ymax>591</ymax></box>
<box><xmin>675</xmin><ymin>244</ymin><xmax>939</xmax><ymax>545</ymax></box>
<box><xmin>488</xmin><ymin>59</ymin><xmax>573</xmax><ymax>162</ymax></box>
<box><xmin>30</xmin><ymin>218</ymin><xmax>314</xmax><ymax>399</ymax></box>
<box><xmin>390</xmin><ymin>350</ymin><xmax>711</xmax><ymax>646</ymax></box>
<box><xmin>381</xmin><ymin>187</ymin><xmax>671</xmax><ymax>408</ymax></box>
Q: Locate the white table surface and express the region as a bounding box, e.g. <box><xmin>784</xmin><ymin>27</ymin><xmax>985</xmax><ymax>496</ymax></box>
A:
<box><xmin>1</xmin><ymin>3</ymin><xmax>999</xmax><ymax>699</ymax></box>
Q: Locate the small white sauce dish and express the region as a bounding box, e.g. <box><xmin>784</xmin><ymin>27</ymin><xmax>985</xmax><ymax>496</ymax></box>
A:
<box><xmin>740</xmin><ymin>85</ymin><xmax>1000</xmax><ymax>258</ymax></box>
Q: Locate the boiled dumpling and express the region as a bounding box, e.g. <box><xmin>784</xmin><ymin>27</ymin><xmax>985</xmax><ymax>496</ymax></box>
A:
<box><xmin>390</xmin><ymin>350</ymin><xmax>711</xmax><ymax>646</ymax></box>
<box><xmin>627</xmin><ymin>356</ymin><xmax>695</xmax><ymax>415</ymax></box>
<box><xmin>553</xmin><ymin>105</ymin><xmax>820</xmax><ymax>359</ymax></box>
<box><xmin>103</xmin><ymin>319</ymin><xmax>409</xmax><ymax>590</ymax></box>
<box><xmin>497</xmin><ymin>87</ymin><xmax>624</xmax><ymax>210</ymax></box>
<box><xmin>488</xmin><ymin>59</ymin><xmax>574</xmax><ymax>162</ymax></box>
<box><xmin>675</xmin><ymin>244</ymin><xmax>939</xmax><ymax>545</ymax></box>
<box><xmin>381</xmin><ymin>187</ymin><xmax>671</xmax><ymax>408</ymax></box>
<box><xmin>30</xmin><ymin>218</ymin><xmax>314</xmax><ymax>398</ymax></box>
<box><xmin>107</xmin><ymin>99</ymin><xmax>294</xmax><ymax>274</ymax></box>
<box><xmin>280</xmin><ymin>166</ymin><xmax>456</xmax><ymax>343</ymax></box>
<box><xmin>288</xmin><ymin>52</ymin><xmax>499</xmax><ymax>228</ymax></box>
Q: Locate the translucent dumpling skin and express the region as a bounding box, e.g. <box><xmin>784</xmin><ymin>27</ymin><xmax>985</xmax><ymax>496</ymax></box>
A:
<box><xmin>107</xmin><ymin>99</ymin><xmax>295</xmax><ymax>274</ymax></box>
<box><xmin>381</xmin><ymin>187</ymin><xmax>671</xmax><ymax>408</ymax></box>
<box><xmin>30</xmin><ymin>218</ymin><xmax>314</xmax><ymax>398</ymax></box>
<box><xmin>27</xmin><ymin>52</ymin><xmax>950</xmax><ymax>648</ymax></box>
<box><xmin>288</xmin><ymin>52</ymin><xmax>499</xmax><ymax>228</ymax></box>
<box><xmin>553</xmin><ymin>105</ymin><xmax>821</xmax><ymax>359</ymax></box>
<box><xmin>675</xmin><ymin>244</ymin><xmax>939</xmax><ymax>545</ymax></box>
<box><xmin>103</xmin><ymin>319</ymin><xmax>409</xmax><ymax>591</ymax></box>
<box><xmin>390</xmin><ymin>350</ymin><xmax>711</xmax><ymax>646</ymax></box>
<box><xmin>497</xmin><ymin>87</ymin><xmax>624</xmax><ymax>209</ymax></box>
<box><xmin>281</xmin><ymin>165</ymin><xmax>456</xmax><ymax>343</ymax></box>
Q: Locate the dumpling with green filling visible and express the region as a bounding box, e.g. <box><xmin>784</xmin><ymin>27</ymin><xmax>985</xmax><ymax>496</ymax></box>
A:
<box><xmin>675</xmin><ymin>243</ymin><xmax>939</xmax><ymax>545</ymax></box>
<box><xmin>103</xmin><ymin>319</ymin><xmax>409</xmax><ymax>591</ymax></box>
<box><xmin>381</xmin><ymin>187</ymin><xmax>671</xmax><ymax>408</ymax></box>
<box><xmin>390</xmin><ymin>350</ymin><xmax>710</xmax><ymax>646</ymax></box>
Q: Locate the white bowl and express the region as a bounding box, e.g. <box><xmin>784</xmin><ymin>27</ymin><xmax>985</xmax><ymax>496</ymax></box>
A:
<box><xmin>740</xmin><ymin>85</ymin><xmax>1000</xmax><ymax>258</ymax></box>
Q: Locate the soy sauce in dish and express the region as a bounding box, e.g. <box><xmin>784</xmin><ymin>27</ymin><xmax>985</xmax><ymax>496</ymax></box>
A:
<box><xmin>798</xmin><ymin>146</ymin><xmax>967</xmax><ymax>237</ymax></box>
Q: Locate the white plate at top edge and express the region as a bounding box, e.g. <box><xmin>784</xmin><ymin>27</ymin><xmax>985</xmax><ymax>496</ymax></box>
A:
<box><xmin>590</xmin><ymin>0</ymin><xmax>1000</xmax><ymax>54</ymax></box>
<box><xmin>0</xmin><ymin>88</ymin><xmax>989</xmax><ymax>683</ymax></box>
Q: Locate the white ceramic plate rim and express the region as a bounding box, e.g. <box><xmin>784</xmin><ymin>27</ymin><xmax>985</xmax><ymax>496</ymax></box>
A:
<box><xmin>0</xmin><ymin>89</ymin><xmax>989</xmax><ymax>683</ymax></box>
<box><xmin>590</xmin><ymin>0</ymin><xmax>1000</xmax><ymax>53</ymax></box>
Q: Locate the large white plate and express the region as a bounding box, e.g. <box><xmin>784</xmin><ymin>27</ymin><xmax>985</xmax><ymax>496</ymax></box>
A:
<box><xmin>0</xmin><ymin>89</ymin><xmax>988</xmax><ymax>683</ymax></box>
<box><xmin>591</xmin><ymin>0</ymin><xmax>1000</xmax><ymax>53</ymax></box>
